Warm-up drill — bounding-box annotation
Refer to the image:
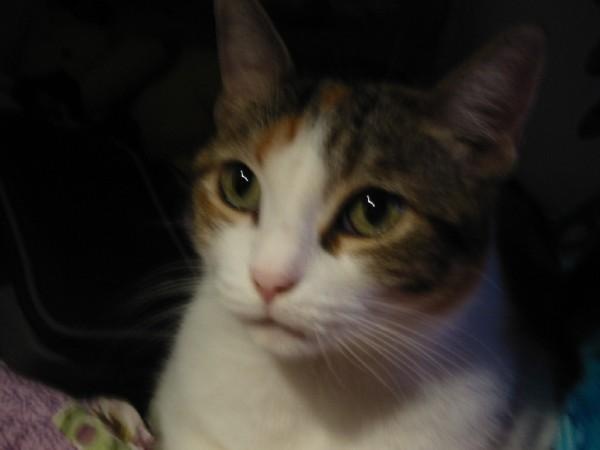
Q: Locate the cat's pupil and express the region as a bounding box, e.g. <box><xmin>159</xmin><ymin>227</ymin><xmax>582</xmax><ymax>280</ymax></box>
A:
<box><xmin>363</xmin><ymin>191</ymin><xmax>388</xmax><ymax>225</ymax></box>
<box><xmin>234</xmin><ymin>166</ymin><xmax>253</xmax><ymax>196</ymax></box>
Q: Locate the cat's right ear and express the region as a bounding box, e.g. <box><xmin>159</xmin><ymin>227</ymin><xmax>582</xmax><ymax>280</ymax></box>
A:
<box><xmin>214</xmin><ymin>0</ymin><xmax>294</xmax><ymax>122</ymax></box>
<box><xmin>433</xmin><ymin>26</ymin><xmax>545</xmax><ymax>178</ymax></box>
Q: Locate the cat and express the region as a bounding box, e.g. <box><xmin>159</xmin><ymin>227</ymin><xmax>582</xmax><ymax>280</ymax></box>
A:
<box><xmin>150</xmin><ymin>0</ymin><xmax>558</xmax><ymax>448</ymax></box>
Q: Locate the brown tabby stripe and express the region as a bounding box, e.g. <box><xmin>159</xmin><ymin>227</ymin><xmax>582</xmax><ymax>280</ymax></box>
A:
<box><xmin>319</xmin><ymin>83</ymin><xmax>351</xmax><ymax>111</ymax></box>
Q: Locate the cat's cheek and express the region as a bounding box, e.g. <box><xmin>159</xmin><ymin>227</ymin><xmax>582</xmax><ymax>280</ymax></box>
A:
<box><xmin>205</xmin><ymin>225</ymin><xmax>264</xmax><ymax>307</ymax></box>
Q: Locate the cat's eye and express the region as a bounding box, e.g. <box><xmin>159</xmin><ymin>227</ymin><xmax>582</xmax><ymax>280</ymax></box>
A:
<box><xmin>219</xmin><ymin>162</ymin><xmax>261</xmax><ymax>212</ymax></box>
<box><xmin>340</xmin><ymin>189</ymin><xmax>405</xmax><ymax>237</ymax></box>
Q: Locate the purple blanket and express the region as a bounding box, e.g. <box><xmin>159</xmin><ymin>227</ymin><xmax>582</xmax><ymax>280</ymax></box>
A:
<box><xmin>0</xmin><ymin>362</ymin><xmax>154</xmax><ymax>449</ymax></box>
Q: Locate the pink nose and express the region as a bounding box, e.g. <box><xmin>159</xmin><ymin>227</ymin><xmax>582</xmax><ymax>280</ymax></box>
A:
<box><xmin>251</xmin><ymin>267</ymin><xmax>299</xmax><ymax>304</ymax></box>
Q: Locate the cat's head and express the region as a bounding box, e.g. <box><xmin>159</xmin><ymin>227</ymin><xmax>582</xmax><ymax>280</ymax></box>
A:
<box><xmin>190</xmin><ymin>0</ymin><xmax>544</xmax><ymax>358</ymax></box>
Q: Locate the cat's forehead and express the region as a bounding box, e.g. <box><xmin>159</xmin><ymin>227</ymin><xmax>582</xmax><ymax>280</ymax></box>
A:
<box><xmin>322</xmin><ymin>84</ymin><xmax>450</xmax><ymax>184</ymax></box>
<box><xmin>210</xmin><ymin>81</ymin><xmax>439</xmax><ymax>171</ymax></box>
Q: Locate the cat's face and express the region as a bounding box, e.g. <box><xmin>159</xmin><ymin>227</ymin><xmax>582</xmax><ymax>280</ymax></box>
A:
<box><xmin>189</xmin><ymin>0</ymin><xmax>544</xmax><ymax>359</ymax></box>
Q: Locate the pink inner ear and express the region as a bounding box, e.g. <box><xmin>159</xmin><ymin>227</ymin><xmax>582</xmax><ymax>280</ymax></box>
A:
<box><xmin>215</xmin><ymin>0</ymin><xmax>293</xmax><ymax>105</ymax></box>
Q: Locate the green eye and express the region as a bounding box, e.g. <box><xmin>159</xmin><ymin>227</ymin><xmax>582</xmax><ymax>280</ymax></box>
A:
<box><xmin>341</xmin><ymin>189</ymin><xmax>405</xmax><ymax>237</ymax></box>
<box><xmin>219</xmin><ymin>162</ymin><xmax>260</xmax><ymax>212</ymax></box>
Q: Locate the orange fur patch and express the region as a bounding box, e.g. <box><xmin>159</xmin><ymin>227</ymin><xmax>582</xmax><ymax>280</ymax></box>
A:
<box><xmin>319</xmin><ymin>84</ymin><xmax>350</xmax><ymax>111</ymax></box>
<box><xmin>193</xmin><ymin>181</ymin><xmax>230</xmax><ymax>224</ymax></box>
<box><xmin>255</xmin><ymin>116</ymin><xmax>302</xmax><ymax>164</ymax></box>
<box><xmin>191</xmin><ymin>176</ymin><xmax>243</xmax><ymax>244</ymax></box>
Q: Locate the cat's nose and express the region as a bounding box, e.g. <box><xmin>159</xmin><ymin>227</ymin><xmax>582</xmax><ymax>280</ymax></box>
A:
<box><xmin>251</xmin><ymin>267</ymin><xmax>299</xmax><ymax>304</ymax></box>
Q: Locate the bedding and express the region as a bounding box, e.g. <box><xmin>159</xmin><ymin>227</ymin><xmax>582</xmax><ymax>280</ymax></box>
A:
<box><xmin>0</xmin><ymin>362</ymin><xmax>154</xmax><ymax>450</ymax></box>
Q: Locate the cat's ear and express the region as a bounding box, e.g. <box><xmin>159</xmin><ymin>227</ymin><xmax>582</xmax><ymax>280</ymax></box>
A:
<box><xmin>214</xmin><ymin>0</ymin><xmax>293</xmax><ymax>120</ymax></box>
<box><xmin>434</xmin><ymin>26</ymin><xmax>545</xmax><ymax>177</ymax></box>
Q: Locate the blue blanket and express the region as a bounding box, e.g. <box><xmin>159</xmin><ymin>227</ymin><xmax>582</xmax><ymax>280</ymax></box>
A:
<box><xmin>555</xmin><ymin>335</ymin><xmax>600</xmax><ymax>450</ymax></box>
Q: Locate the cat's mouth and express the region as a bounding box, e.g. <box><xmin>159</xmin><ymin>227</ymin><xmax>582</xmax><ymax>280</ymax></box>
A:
<box><xmin>243</xmin><ymin>317</ymin><xmax>307</xmax><ymax>340</ymax></box>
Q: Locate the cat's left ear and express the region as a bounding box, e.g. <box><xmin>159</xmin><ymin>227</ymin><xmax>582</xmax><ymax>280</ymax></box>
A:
<box><xmin>214</xmin><ymin>0</ymin><xmax>294</xmax><ymax>121</ymax></box>
<box><xmin>433</xmin><ymin>26</ymin><xmax>545</xmax><ymax>177</ymax></box>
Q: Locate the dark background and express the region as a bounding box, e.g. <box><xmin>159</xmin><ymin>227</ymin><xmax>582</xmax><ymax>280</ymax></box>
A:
<box><xmin>0</xmin><ymin>0</ymin><xmax>598</xmax><ymax>412</ymax></box>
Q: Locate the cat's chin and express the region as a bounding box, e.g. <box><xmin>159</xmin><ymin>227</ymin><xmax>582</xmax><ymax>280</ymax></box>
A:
<box><xmin>244</xmin><ymin>319</ymin><xmax>321</xmax><ymax>359</ymax></box>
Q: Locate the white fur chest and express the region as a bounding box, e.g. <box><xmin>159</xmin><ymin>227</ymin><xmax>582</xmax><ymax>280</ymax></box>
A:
<box><xmin>151</xmin><ymin>279</ymin><xmax>520</xmax><ymax>450</ymax></box>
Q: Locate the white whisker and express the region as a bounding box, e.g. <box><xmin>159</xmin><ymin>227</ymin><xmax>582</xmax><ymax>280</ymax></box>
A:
<box><xmin>314</xmin><ymin>328</ymin><xmax>345</xmax><ymax>389</ymax></box>
<box><xmin>342</xmin><ymin>312</ymin><xmax>467</xmax><ymax>383</ymax></box>
<box><xmin>334</xmin><ymin>336</ymin><xmax>397</xmax><ymax>397</ymax></box>
<box><xmin>351</xmin><ymin>331</ymin><xmax>429</xmax><ymax>387</ymax></box>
